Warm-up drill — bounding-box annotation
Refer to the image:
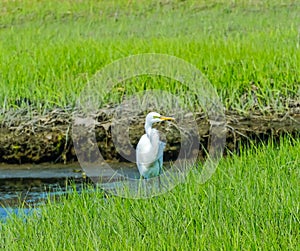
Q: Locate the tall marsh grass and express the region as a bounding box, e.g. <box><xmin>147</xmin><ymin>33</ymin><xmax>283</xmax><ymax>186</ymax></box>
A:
<box><xmin>0</xmin><ymin>0</ymin><xmax>299</xmax><ymax>114</ymax></box>
<box><xmin>0</xmin><ymin>137</ymin><xmax>299</xmax><ymax>250</ymax></box>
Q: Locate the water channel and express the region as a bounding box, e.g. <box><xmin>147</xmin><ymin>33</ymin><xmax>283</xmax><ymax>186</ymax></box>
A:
<box><xmin>0</xmin><ymin>163</ymin><xmax>139</xmax><ymax>221</ymax></box>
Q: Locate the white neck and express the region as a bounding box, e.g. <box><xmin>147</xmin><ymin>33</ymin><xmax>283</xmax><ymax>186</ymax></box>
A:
<box><xmin>145</xmin><ymin>122</ymin><xmax>152</xmax><ymax>138</ymax></box>
<box><xmin>144</xmin><ymin>122</ymin><xmax>160</xmax><ymax>157</ymax></box>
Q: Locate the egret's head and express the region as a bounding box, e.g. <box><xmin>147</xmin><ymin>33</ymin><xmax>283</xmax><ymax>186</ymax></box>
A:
<box><xmin>145</xmin><ymin>112</ymin><xmax>175</xmax><ymax>126</ymax></box>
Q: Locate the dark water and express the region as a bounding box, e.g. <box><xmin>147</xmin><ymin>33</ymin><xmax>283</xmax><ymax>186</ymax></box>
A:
<box><xmin>0</xmin><ymin>163</ymin><xmax>139</xmax><ymax>221</ymax></box>
<box><xmin>0</xmin><ymin>177</ymin><xmax>85</xmax><ymax>221</ymax></box>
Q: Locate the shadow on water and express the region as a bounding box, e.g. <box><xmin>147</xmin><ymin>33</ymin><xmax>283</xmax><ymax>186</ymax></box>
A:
<box><xmin>0</xmin><ymin>163</ymin><xmax>139</xmax><ymax>221</ymax></box>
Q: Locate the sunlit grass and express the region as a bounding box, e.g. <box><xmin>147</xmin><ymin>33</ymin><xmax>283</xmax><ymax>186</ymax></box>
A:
<box><xmin>0</xmin><ymin>136</ymin><xmax>299</xmax><ymax>250</ymax></box>
<box><xmin>0</xmin><ymin>1</ymin><xmax>299</xmax><ymax>248</ymax></box>
<box><xmin>0</xmin><ymin>0</ymin><xmax>299</xmax><ymax>114</ymax></box>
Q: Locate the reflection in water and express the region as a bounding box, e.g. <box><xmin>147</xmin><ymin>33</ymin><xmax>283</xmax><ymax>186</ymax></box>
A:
<box><xmin>0</xmin><ymin>178</ymin><xmax>82</xmax><ymax>206</ymax></box>
<box><xmin>0</xmin><ymin>163</ymin><xmax>139</xmax><ymax>221</ymax></box>
<box><xmin>0</xmin><ymin>178</ymin><xmax>85</xmax><ymax>222</ymax></box>
<box><xmin>0</xmin><ymin>207</ymin><xmax>39</xmax><ymax>222</ymax></box>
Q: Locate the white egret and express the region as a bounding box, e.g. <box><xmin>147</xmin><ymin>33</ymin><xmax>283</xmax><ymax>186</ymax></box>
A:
<box><xmin>136</xmin><ymin>112</ymin><xmax>175</xmax><ymax>179</ymax></box>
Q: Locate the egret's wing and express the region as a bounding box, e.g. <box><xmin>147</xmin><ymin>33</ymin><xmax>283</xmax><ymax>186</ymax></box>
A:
<box><xmin>136</xmin><ymin>134</ymin><xmax>151</xmax><ymax>168</ymax></box>
<box><xmin>136</xmin><ymin>130</ymin><xmax>161</xmax><ymax>167</ymax></box>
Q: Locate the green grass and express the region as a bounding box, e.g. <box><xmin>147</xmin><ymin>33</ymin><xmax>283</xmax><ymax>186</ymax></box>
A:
<box><xmin>0</xmin><ymin>0</ymin><xmax>299</xmax><ymax>114</ymax></box>
<box><xmin>0</xmin><ymin>2</ymin><xmax>299</xmax><ymax>249</ymax></box>
<box><xmin>0</xmin><ymin>136</ymin><xmax>299</xmax><ymax>250</ymax></box>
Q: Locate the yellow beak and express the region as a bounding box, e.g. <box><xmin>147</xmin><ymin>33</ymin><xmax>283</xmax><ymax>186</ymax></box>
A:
<box><xmin>160</xmin><ymin>116</ymin><xmax>175</xmax><ymax>121</ymax></box>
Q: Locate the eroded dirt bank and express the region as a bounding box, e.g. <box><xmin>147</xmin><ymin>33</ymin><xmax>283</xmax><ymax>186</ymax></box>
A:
<box><xmin>0</xmin><ymin>107</ymin><xmax>299</xmax><ymax>164</ymax></box>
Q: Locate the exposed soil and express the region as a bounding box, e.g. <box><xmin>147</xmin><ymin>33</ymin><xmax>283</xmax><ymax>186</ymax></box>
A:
<box><xmin>0</xmin><ymin>105</ymin><xmax>299</xmax><ymax>165</ymax></box>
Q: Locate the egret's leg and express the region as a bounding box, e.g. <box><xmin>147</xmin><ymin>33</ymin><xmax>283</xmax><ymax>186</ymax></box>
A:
<box><xmin>158</xmin><ymin>174</ymin><xmax>162</xmax><ymax>192</ymax></box>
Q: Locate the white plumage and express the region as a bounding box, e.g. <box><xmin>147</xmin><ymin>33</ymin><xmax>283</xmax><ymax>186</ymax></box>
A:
<box><xmin>136</xmin><ymin>112</ymin><xmax>174</xmax><ymax>179</ymax></box>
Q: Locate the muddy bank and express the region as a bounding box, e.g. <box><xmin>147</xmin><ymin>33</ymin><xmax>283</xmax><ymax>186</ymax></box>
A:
<box><xmin>0</xmin><ymin>107</ymin><xmax>299</xmax><ymax>164</ymax></box>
